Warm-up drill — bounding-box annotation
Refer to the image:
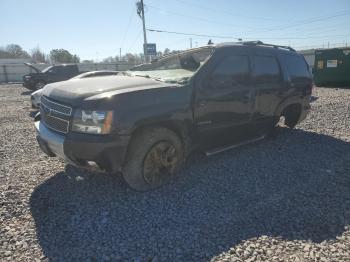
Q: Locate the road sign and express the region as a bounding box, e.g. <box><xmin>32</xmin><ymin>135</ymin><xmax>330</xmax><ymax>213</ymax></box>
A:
<box><xmin>144</xmin><ymin>43</ymin><xmax>157</xmax><ymax>56</ymax></box>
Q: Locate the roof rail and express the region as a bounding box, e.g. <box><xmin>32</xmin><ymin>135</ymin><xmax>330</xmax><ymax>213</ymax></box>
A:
<box><xmin>242</xmin><ymin>41</ymin><xmax>296</xmax><ymax>52</ymax></box>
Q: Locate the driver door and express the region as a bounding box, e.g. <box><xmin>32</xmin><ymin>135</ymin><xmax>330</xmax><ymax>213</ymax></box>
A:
<box><xmin>194</xmin><ymin>48</ymin><xmax>255</xmax><ymax>148</ymax></box>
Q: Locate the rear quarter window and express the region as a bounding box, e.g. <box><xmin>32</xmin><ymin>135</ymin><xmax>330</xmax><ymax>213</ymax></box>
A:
<box><xmin>282</xmin><ymin>54</ymin><xmax>310</xmax><ymax>78</ymax></box>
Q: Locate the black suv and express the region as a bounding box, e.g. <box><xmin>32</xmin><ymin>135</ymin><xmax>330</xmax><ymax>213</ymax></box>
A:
<box><xmin>23</xmin><ymin>63</ymin><xmax>81</xmax><ymax>90</ymax></box>
<box><xmin>35</xmin><ymin>41</ymin><xmax>312</xmax><ymax>191</ymax></box>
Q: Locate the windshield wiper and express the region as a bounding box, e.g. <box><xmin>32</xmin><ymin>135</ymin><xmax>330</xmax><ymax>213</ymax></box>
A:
<box><xmin>134</xmin><ymin>74</ymin><xmax>151</xmax><ymax>78</ymax></box>
<box><xmin>166</xmin><ymin>77</ymin><xmax>189</xmax><ymax>84</ymax></box>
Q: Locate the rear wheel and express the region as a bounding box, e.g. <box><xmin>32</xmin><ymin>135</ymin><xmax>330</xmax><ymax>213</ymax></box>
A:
<box><xmin>34</xmin><ymin>81</ymin><xmax>45</xmax><ymax>90</ymax></box>
<box><xmin>123</xmin><ymin>127</ymin><xmax>184</xmax><ymax>191</ymax></box>
<box><xmin>268</xmin><ymin>104</ymin><xmax>301</xmax><ymax>139</ymax></box>
<box><xmin>283</xmin><ymin>105</ymin><xmax>301</xmax><ymax>129</ymax></box>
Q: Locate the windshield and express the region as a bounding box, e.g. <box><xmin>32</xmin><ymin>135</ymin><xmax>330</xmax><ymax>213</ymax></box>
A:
<box><xmin>41</xmin><ymin>66</ymin><xmax>53</xmax><ymax>73</ymax></box>
<box><xmin>128</xmin><ymin>47</ymin><xmax>213</xmax><ymax>83</ymax></box>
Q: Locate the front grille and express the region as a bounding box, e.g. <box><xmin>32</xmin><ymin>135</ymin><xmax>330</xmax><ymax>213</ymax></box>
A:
<box><xmin>40</xmin><ymin>96</ymin><xmax>72</xmax><ymax>134</ymax></box>
<box><xmin>41</xmin><ymin>96</ymin><xmax>72</xmax><ymax>115</ymax></box>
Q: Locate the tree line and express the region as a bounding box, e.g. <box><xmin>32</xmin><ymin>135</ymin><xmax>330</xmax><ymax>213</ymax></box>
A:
<box><xmin>0</xmin><ymin>44</ymin><xmax>81</xmax><ymax>63</ymax></box>
<box><xmin>101</xmin><ymin>48</ymin><xmax>180</xmax><ymax>65</ymax></box>
<box><xmin>0</xmin><ymin>44</ymin><xmax>180</xmax><ymax>64</ymax></box>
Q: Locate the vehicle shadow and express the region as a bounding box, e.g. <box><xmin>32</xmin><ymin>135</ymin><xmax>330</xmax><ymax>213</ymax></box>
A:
<box><xmin>30</xmin><ymin>128</ymin><xmax>350</xmax><ymax>261</ymax></box>
<box><xmin>317</xmin><ymin>85</ymin><xmax>350</xmax><ymax>89</ymax></box>
<box><xmin>21</xmin><ymin>90</ymin><xmax>33</xmax><ymax>95</ymax></box>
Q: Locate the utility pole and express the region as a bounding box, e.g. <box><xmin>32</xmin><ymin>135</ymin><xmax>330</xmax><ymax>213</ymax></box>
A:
<box><xmin>140</xmin><ymin>0</ymin><xmax>148</xmax><ymax>62</ymax></box>
<box><xmin>119</xmin><ymin>48</ymin><xmax>121</xmax><ymax>61</ymax></box>
<box><xmin>190</xmin><ymin>38</ymin><xmax>192</xmax><ymax>49</ymax></box>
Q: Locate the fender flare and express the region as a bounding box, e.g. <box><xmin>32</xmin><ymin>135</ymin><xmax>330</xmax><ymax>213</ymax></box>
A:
<box><xmin>129</xmin><ymin>119</ymin><xmax>193</xmax><ymax>156</ymax></box>
<box><xmin>274</xmin><ymin>97</ymin><xmax>302</xmax><ymax>117</ymax></box>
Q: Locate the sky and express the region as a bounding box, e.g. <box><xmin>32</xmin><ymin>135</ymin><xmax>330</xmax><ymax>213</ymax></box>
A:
<box><xmin>1</xmin><ymin>0</ymin><xmax>350</xmax><ymax>61</ymax></box>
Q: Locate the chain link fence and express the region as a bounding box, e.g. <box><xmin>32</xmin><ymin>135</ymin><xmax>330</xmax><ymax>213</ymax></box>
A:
<box><xmin>0</xmin><ymin>63</ymin><xmax>134</xmax><ymax>83</ymax></box>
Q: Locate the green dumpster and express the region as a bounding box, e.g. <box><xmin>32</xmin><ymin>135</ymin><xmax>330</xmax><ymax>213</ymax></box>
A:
<box><xmin>313</xmin><ymin>47</ymin><xmax>350</xmax><ymax>86</ymax></box>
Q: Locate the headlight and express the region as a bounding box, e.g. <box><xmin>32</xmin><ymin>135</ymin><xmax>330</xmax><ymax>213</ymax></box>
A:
<box><xmin>72</xmin><ymin>110</ymin><xmax>113</xmax><ymax>134</ymax></box>
<box><xmin>25</xmin><ymin>75</ymin><xmax>31</xmax><ymax>79</ymax></box>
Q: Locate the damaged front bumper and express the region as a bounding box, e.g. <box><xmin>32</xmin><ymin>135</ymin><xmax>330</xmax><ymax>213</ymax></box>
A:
<box><xmin>35</xmin><ymin>121</ymin><xmax>130</xmax><ymax>173</ymax></box>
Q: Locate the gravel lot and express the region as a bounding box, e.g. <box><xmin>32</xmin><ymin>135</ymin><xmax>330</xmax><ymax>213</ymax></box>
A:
<box><xmin>0</xmin><ymin>84</ymin><xmax>349</xmax><ymax>262</ymax></box>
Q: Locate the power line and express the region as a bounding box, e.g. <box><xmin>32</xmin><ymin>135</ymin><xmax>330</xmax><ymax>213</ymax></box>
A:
<box><xmin>127</xmin><ymin>29</ymin><xmax>143</xmax><ymax>54</ymax></box>
<box><xmin>243</xmin><ymin>9</ymin><xmax>350</xmax><ymax>34</ymax></box>
<box><xmin>146</xmin><ymin>4</ymin><xmax>259</xmax><ymax>30</ymax></box>
<box><xmin>296</xmin><ymin>21</ymin><xmax>350</xmax><ymax>34</ymax></box>
<box><xmin>172</xmin><ymin>0</ymin><xmax>293</xmax><ymax>22</ymax></box>
<box><xmin>147</xmin><ymin>28</ymin><xmax>350</xmax><ymax>40</ymax></box>
<box><xmin>293</xmin><ymin>42</ymin><xmax>348</xmax><ymax>50</ymax></box>
<box><xmin>120</xmin><ymin>8</ymin><xmax>136</xmax><ymax>50</ymax></box>
<box><xmin>147</xmin><ymin>3</ymin><xmax>350</xmax><ymax>36</ymax></box>
<box><xmin>147</xmin><ymin>28</ymin><xmax>237</xmax><ymax>39</ymax></box>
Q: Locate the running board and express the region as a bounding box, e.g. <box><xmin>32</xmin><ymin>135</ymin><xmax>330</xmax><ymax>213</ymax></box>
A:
<box><xmin>205</xmin><ymin>135</ymin><xmax>266</xmax><ymax>156</ymax></box>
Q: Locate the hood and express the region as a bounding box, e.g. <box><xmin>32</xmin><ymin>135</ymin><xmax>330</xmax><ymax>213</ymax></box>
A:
<box><xmin>24</xmin><ymin>63</ymin><xmax>41</xmax><ymax>73</ymax></box>
<box><xmin>42</xmin><ymin>75</ymin><xmax>175</xmax><ymax>106</ymax></box>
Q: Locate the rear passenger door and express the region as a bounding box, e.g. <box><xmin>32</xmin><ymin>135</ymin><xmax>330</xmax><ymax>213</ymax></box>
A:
<box><xmin>252</xmin><ymin>53</ymin><xmax>284</xmax><ymax>124</ymax></box>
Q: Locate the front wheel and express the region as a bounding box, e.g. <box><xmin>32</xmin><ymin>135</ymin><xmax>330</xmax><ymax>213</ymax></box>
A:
<box><xmin>123</xmin><ymin>127</ymin><xmax>184</xmax><ymax>191</ymax></box>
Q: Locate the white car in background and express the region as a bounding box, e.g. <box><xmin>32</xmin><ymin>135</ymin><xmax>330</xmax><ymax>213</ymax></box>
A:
<box><xmin>31</xmin><ymin>88</ymin><xmax>43</xmax><ymax>108</ymax></box>
<box><xmin>71</xmin><ymin>70</ymin><xmax>119</xmax><ymax>79</ymax></box>
<box><xmin>30</xmin><ymin>70</ymin><xmax>119</xmax><ymax>108</ymax></box>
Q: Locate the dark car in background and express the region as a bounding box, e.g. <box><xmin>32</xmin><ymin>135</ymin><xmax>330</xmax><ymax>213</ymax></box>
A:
<box><xmin>72</xmin><ymin>70</ymin><xmax>119</xmax><ymax>79</ymax></box>
<box><xmin>22</xmin><ymin>63</ymin><xmax>82</xmax><ymax>90</ymax></box>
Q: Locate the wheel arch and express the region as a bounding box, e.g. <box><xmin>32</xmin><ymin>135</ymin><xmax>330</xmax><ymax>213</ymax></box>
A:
<box><xmin>126</xmin><ymin>120</ymin><xmax>193</xmax><ymax>159</ymax></box>
<box><xmin>274</xmin><ymin>98</ymin><xmax>303</xmax><ymax>118</ymax></box>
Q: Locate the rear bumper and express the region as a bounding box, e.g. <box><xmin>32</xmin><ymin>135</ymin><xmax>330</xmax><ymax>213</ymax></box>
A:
<box><xmin>35</xmin><ymin>121</ymin><xmax>130</xmax><ymax>173</ymax></box>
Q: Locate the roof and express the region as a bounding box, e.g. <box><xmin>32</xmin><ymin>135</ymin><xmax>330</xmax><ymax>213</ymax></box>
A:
<box><xmin>215</xmin><ymin>41</ymin><xmax>296</xmax><ymax>52</ymax></box>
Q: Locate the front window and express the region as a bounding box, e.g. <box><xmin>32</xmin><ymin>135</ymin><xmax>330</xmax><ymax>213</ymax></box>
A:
<box><xmin>41</xmin><ymin>66</ymin><xmax>53</xmax><ymax>73</ymax></box>
<box><xmin>128</xmin><ymin>47</ymin><xmax>213</xmax><ymax>83</ymax></box>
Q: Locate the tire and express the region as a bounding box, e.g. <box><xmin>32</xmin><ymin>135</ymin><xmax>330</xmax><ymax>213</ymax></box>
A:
<box><xmin>123</xmin><ymin>127</ymin><xmax>184</xmax><ymax>191</ymax></box>
<box><xmin>284</xmin><ymin>110</ymin><xmax>299</xmax><ymax>129</ymax></box>
<box><xmin>34</xmin><ymin>81</ymin><xmax>46</xmax><ymax>90</ymax></box>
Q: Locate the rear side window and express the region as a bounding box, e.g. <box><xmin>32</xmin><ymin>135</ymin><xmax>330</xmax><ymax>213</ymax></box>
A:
<box><xmin>211</xmin><ymin>55</ymin><xmax>250</xmax><ymax>87</ymax></box>
<box><xmin>282</xmin><ymin>54</ymin><xmax>310</xmax><ymax>78</ymax></box>
<box><xmin>62</xmin><ymin>66</ymin><xmax>72</xmax><ymax>74</ymax></box>
<box><xmin>61</xmin><ymin>66</ymin><xmax>77</xmax><ymax>76</ymax></box>
<box><xmin>253</xmin><ymin>56</ymin><xmax>280</xmax><ymax>83</ymax></box>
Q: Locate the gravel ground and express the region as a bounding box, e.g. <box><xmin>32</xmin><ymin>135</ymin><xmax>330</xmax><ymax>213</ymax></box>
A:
<box><xmin>0</xmin><ymin>84</ymin><xmax>349</xmax><ymax>262</ymax></box>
